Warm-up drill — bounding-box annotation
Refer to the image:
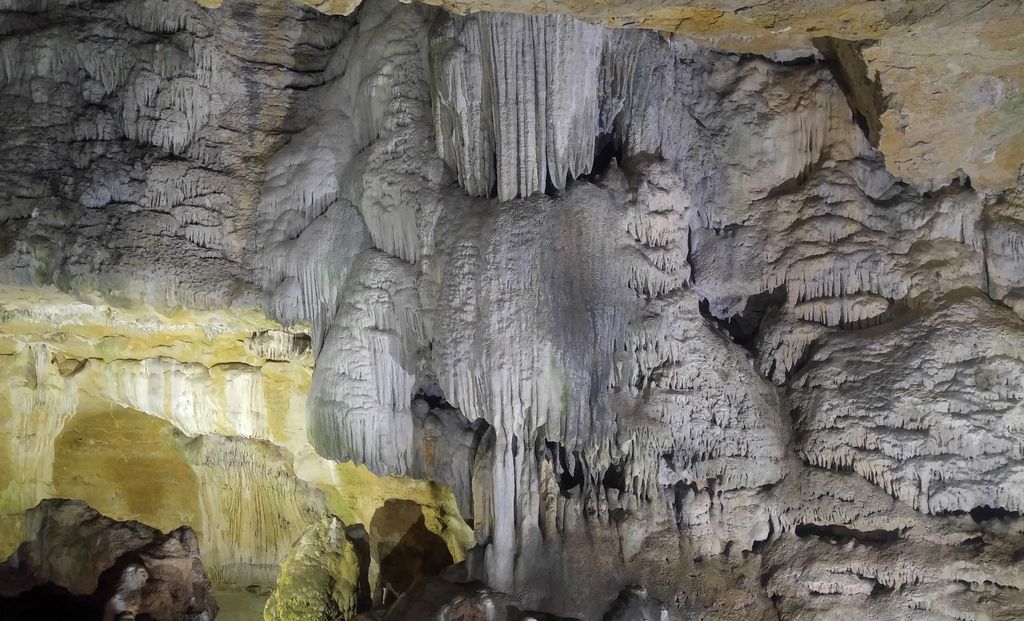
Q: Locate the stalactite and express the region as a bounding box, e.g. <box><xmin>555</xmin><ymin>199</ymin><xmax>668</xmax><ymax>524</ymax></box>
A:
<box><xmin>430</xmin><ymin>11</ymin><xmax>602</xmax><ymax>200</ymax></box>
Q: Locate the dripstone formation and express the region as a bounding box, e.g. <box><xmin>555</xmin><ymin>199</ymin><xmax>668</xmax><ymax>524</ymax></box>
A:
<box><xmin>1</xmin><ymin>0</ymin><xmax>1022</xmax><ymax>619</ymax></box>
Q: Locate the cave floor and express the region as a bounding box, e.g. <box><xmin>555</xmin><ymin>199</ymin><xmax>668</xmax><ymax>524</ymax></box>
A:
<box><xmin>214</xmin><ymin>588</ymin><xmax>269</xmax><ymax>621</ymax></box>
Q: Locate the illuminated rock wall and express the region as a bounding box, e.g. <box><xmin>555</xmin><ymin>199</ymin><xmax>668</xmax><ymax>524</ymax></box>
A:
<box><xmin>1</xmin><ymin>0</ymin><xmax>1023</xmax><ymax>619</ymax></box>
<box><xmin>0</xmin><ymin>288</ymin><xmax>472</xmax><ymax>589</ymax></box>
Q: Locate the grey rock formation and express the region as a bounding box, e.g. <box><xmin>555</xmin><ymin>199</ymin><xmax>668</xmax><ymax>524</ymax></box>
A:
<box><xmin>0</xmin><ymin>0</ymin><xmax>349</xmax><ymax>308</ymax></box>
<box><xmin>603</xmin><ymin>586</ymin><xmax>669</xmax><ymax>621</ymax></box>
<box><xmin>370</xmin><ymin>574</ymin><xmax>579</xmax><ymax>620</ymax></box>
<box><xmin>2</xmin><ymin>0</ymin><xmax>1023</xmax><ymax>619</ymax></box>
<box><xmin>0</xmin><ymin>499</ymin><xmax>218</xmax><ymax>621</ymax></box>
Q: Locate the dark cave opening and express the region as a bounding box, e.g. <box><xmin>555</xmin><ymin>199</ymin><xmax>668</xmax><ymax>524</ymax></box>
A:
<box><xmin>379</xmin><ymin>514</ymin><xmax>454</xmax><ymax>595</ymax></box>
<box><xmin>969</xmin><ymin>505</ymin><xmax>1021</xmax><ymax>523</ymax></box>
<box><xmin>588</xmin><ymin>132</ymin><xmax>624</xmax><ymax>180</ymax></box>
<box><xmin>371</xmin><ymin>500</ymin><xmax>455</xmax><ymax>600</ymax></box>
<box><xmin>698</xmin><ymin>286</ymin><xmax>787</xmax><ymax>350</ymax></box>
<box><xmin>0</xmin><ymin>583</ymin><xmax>99</xmax><ymax>621</ymax></box>
<box><xmin>0</xmin><ymin>550</ymin><xmax>155</xmax><ymax>621</ymax></box>
<box><xmin>793</xmin><ymin>523</ymin><xmax>900</xmax><ymax>546</ymax></box>
<box><xmin>546</xmin><ymin>441</ymin><xmax>585</xmax><ymax>497</ymax></box>
<box><xmin>601</xmin><ymin>462</ymin><xmax>627</xmax><ymax>493</ymax></box>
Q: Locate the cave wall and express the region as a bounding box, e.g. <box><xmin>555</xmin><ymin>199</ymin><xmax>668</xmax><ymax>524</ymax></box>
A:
<box><xmin>0</xmin><ymin>288</ymin><xmax>472</xmax><ymax>589</ymax></box>
<box><xmin>1</xmin><ymin>0</ymin><xmax>1023</xmax><ymax>619</ymax></box>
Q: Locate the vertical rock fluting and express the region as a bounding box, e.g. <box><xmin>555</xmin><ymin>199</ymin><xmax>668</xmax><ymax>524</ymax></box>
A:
<box><xmin>0</xmin><ymin>0</ymin><xmax>473</xmax><ymax>603</ymax></box>
<box><xmin>430</xmin><ymin>12</ymin><xmax>603</xmax><ymax>200</ymax></box>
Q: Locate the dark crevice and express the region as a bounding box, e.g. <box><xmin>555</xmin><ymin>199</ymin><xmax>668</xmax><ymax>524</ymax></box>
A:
<box><xmin>533</xmin><ymin>129</ymin><xmax>623</xmax><ymax>197</ymax></box>
<box><xmin>956</xmin><ymin>578</ymin><xmax>1021</xmax><ymax>592</ymax></box>
<box><xmin>811</xmin><ymin>37</ymin><xmax>886</xmax><ymax>147</ymax></box>
<box><xmin>735</xmin><ymin>51</ymin><xmax>818</xmax><ymax>68</ymax></box>
<box><xmin>761</xmin><ymin>168</ymin><xmax>814</xmax><ymax>200</ymax></box>
<box><xmin>487</xmin><ymin>146</ymin><xmax>499</xmax><ymax>199</ymax></box>
<box><xmin>292</xmin><ymin>332</ymin><xmax>312</xmax><ymax>353</ymax></box>
<box><xmin>698</xmin><ymin>286</ymin><xmax>787</xmax><ymax>351</ymax></box>
<box><xmin>933</xmin><ymin>505</ymin><xmax>1022</xmax><ymax>523</ymax></box>
<box><xmin>608</xmin><ymin>507</ymin><xmax>628</xmax><ymax>527</ymax></box>
<box><xmin>543</xmin><ymin>174</ymin><xmax>563</xmax><ymax>198</ymax></box>
<box><xmin>750</xmin><ymin>519</ymin><xmax>774</xmax><ymax>553</ymax></box>
<box><xmin>783</xmin><ymin>337</ymin><xmax>821</xmax><ymax>384</ymax></box>
<box><xmin>835</xmin><ymin>307</ymin><xmax>897</xmax><ymax>331</ymax></box>
<box><xmin>344</xmin><ymin>523</ymin><xmax>375</xmax><ymax>613</ymax></box>
<box><xmin>787</xmin><ymin>407</ymin><xmax>808</xmax><ymax>448</ymax></box>
<box><xmin>969</xmin><ymin>505</ymin><xmax>1021</xmax><ymax>523</ymax></box>
<box><xmin>923</xmin><ymin>173</ymin><xmax>973</xmax><ymax>199</ymax></box>
<box><xmin>546</xmin><ymin>441</ymin><xmax>585</xmax><ymax>497</ymax></box>
<box><xmin>602</xmin><ymin>462</ymin><xmax>627</xmax><ymax>493</ymax></box>
<box><xmin>588</xmin><ymin>132</ymin><xmax>624</xmax><ymax>181</ymax></box>
<box><xmin>794</xmin><ymin>523</ymin><xmax>900</xmax><ymax>546</ymax></box>
<box><xmin>671</xmin><ymin>480</ymin><xmax>706</xmax><ymax>532</ymax></box>
<box><xmin>869</xmin><ymin>581</ymin><xmax>894</xmax><ymax>597</ymax></box>
<box><xmin>412</xmin><ymin>386</ymin><xmax>453</xmax><ymax>411</ymax></box>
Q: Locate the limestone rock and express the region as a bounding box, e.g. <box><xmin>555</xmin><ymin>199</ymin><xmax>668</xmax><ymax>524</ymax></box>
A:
<box><xmin>0</xmin><ymin>287</ymin><xmax>473</xmax><ymax>593</ymax></box>
<box><xmin>250</xmin><ymin>0</ymin><xmax>1024</xmax><ymax>194</ymax></box>
<box><xmin>0</xmin><ymin>499</ymin><xmax>217</xmax><ymax>621</ymax></box>
<box><xmin>264</xmin><ymin>509</ymin><xmax>465</xmax><ymax>620</ymax></box>
<box><xmin>376</xmin><ymin>575</ymin><xmax>578</xmax><ymax>620</ymax></box>
<box><xmin>791</xmin><ymin>291</ymin><xmax>1024</xmax><ymax>515</ymax></box>
<box><xmin>263</xmin><ymin>517</ymin><xmax>361</xmax><ymax>621</ymax></box>
<box><xmin>603</xmin><ymin>586</ymin><xmax>669</xmax><ymax>621</ymax></box>
<box><xmin>2</xmin><ymin>0</ymin><xmax>1024</xmax><ymax>619</ymax></box>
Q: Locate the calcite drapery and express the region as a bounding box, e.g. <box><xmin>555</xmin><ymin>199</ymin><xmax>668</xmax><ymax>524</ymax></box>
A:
<box><xmin>1</xmin><ymin>0</ymin><xmax>1023</xmax><ymax>618</ymax></box>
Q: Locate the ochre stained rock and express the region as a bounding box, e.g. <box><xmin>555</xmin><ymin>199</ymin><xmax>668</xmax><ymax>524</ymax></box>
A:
<box><xmin>53</xmin><ymin>403</ymin><xmax>201</xmax><ymax>537</ymax></box>
<box><xmin>263</xmin><ymin>517</ymin><xmax>362</xmax><ymax>621</ymax></box>
<box><xmin>0</xmin><ymin>286</ymin><xmax>474</xmax><ymax>590</ymax></box>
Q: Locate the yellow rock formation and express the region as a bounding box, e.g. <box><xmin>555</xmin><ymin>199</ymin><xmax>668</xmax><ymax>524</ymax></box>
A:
<box><xmin>263</xmin><ymin>517</ymin><xmax>361</xmax><ymax>621</ymax></box>
<box><xmin>0</xmin><ymin>286</ymin><xmax>473</xmax><ymax>589</ymax></box>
